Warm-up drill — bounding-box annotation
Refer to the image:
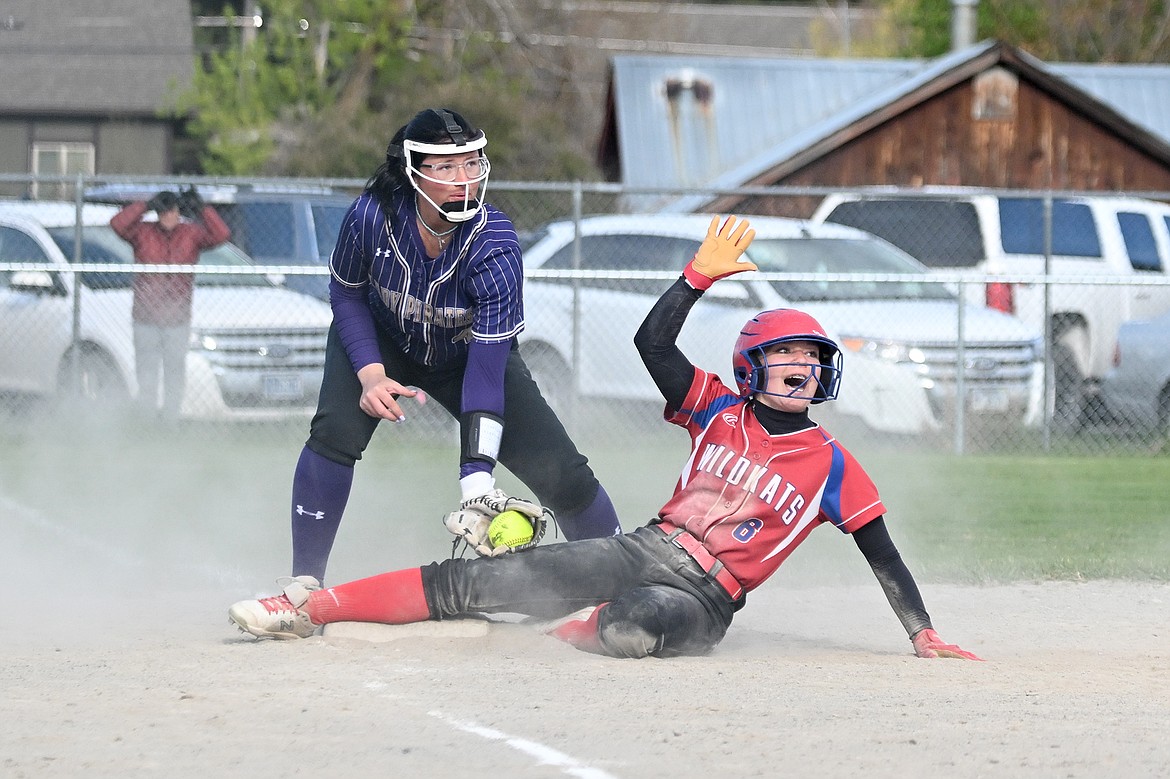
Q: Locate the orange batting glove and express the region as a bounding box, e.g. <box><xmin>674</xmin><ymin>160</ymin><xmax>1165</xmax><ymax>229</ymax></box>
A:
<box><xmin>912</xmin><ymin>628</ymin><xmax>984</xmax><ymax>660</ymax></box>
<box><xmin>682</xmin><ymin>215</ymin><xmax>757</xmax><ymax>291</ymax></box>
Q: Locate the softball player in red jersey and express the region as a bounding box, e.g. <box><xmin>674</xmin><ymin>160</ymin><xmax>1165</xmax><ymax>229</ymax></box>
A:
<box><xmin>655</xmin><ymin>370</ymin><xmax>886</xmax><ymax>593</ymax></box>
<box><xmin>230</xmin><ymin>216</ymin><xmax>982</xmax><ymax>662</ymax></box>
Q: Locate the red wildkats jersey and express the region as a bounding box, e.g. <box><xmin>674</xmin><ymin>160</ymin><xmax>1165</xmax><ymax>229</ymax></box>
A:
<box><xmin>657</xmin><ymin>369</ymin><xmax>886</xmax><ymax>593</ymax></box>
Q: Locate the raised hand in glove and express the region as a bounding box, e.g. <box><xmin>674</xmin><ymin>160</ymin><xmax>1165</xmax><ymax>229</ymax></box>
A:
<box><xmin>178</xmin><ymin>185</ymin><xmax>205</xmax><ymax>219</ymax></box>
<box><xmin>912</xmin><ymin>628</ymin><xmax>983</xmax><ymax>660</ymax></box>
<box><xmin>682</xmin><ymin>215</ymin><xmax>758</xmax><ymax>291</ymax></box>
<box><xmin>443</xmin><ymin>488</ymin><xmax>548</xmax><ymax>558</ymax></box>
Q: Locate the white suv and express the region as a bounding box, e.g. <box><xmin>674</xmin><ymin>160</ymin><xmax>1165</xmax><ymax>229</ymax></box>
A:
<box><xmin>812</xmin><ymin>190</ymin><xmax>1170</xmax><ymax>426</ymax></box>
<box><xmin>0</xmin><ymin>201</ymin><xmax>333</xmax><ymax>419</ymax></box>
<box><xmin>518</xmin><ymin>214</ymin><xmax>1043</xmax><ymax>436</ymax></box>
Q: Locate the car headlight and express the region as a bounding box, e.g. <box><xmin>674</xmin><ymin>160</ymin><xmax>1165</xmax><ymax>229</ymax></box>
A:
<box><xmin>191</xmin><ymin>332</ymin><xmax>219</xmax><ymax>351</ymax></box>
<box><xmin>839</xmin><ymin>336</ymin><xmax>926</xmax><ymax>365</ymax></box>
<box><xmin>1031</xmin><ymin>336</ymin><xmax>1044</xmax><ymax>362</ymax></box>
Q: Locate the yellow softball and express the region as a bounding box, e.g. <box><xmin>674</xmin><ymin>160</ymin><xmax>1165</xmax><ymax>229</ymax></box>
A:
<box><xmin>487</xmin><ymin>510</ymin><xmax>534</xmax><ymax>548</ymax></box>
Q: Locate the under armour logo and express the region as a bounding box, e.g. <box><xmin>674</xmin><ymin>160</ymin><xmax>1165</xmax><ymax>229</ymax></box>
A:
<box><xmin>374</xmin><ymin>247</ymin><xmax>391</xmax><ymax>258</ymax></box>
<box><xmin>295</xmin><ymin>505</ymin><xmax>325</xmax><ymax>520</ymax></box>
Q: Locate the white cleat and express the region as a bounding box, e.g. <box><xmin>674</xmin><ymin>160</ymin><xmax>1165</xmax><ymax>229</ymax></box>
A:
<box><xmin>229</xmin><ymin>576</ymin><xmax>321</xmax><ymax>640</ymax></box>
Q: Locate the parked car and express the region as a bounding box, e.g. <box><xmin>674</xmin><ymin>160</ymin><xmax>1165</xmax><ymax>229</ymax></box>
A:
<box><xmin>811</xmin><ymin>190</ymin><xmax>1170</xmax><ymax>426</ymax></box>
<box><xmin>86</xmin><ymin>183</ymin><xmax>354</xmax><ymax>301</ymax></box>
<box><xmin>0</xmin><ymin>201</ymin><xmax>333</xmax><ymax>419</ymax></box>
<box><xmin>1100</xmin><ymin>311</ymin><xmax>1170</xmax><ymax>436</ymax></box>
<box><xmin>517</xmin><ymin>214</ymin><xmax>1044</xmax><ymax>435</ymax></box>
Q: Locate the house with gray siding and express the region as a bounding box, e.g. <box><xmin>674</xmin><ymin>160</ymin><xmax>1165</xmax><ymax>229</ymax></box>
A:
<box><xmin>0</xmin><ymin>0</ymin><xmax>194</xmax><ymax>198</ymax></box>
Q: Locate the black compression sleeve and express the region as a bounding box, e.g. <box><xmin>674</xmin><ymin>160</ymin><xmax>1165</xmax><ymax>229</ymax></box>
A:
<box><xmin>633</xmin><ymin>277</ymin><xmax>702</xmax><ymax>410</ymax></box>
<box><xmin>852</xmin><ymin>518</ymin><xmax>933</xmax><ymax>638</ymax></box>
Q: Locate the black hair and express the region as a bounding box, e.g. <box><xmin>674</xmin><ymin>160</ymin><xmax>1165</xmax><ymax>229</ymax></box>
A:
<box><xmin>365</xmin><ymin>108</ymin><xmax>482</xmax><ymax>210</ymax></box>
<box><xmin>152</xmin><ymin>191</ymin><xmax>179</xmax><ymax>212</ymax></box>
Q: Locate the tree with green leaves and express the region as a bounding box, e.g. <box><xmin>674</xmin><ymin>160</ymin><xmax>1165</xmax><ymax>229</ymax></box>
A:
<box><xmin>177</xmin><ymin>1</ymin><xmax>596</xmax><ymax>180</ymax></box>
<box><xmin>885</xmin><ymin>0</ymin><xmax>1170</xmax><ymax>62</ymax></box>
<box><xmin>176</xmin><ymin>2</ymin><xmax>410</xmax><ymax>175</ymax></box>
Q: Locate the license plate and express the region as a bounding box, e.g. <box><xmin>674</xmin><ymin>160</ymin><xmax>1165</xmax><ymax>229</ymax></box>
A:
<box><xmin>970</xmin><ymin>389</ymin><xmax>1009</xmax><ymax>413</ymax></box>
<box><xmin>263</xmin><ymin>374</ymin><xmax>303</xmax><ymax>400</ymax></box>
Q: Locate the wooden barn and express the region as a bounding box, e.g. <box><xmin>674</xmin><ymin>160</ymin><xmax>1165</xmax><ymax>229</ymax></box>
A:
<box><xmin>598</xmin><ymin>40</ymin><xmax>1170</xmax><ymax>217</ymax></box>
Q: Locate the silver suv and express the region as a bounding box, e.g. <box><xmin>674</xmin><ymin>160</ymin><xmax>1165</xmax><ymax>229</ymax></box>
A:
<box><xmin>0</xmin><ymin>201</ymin><xmax>333</xmax><ymax>419</ymax></box>
<box><xmin>86</xmin><ymin>183</ymin><xmax>354</xmax><ymax>301</ymax></box>
<box><xmin>208</xmin><ymin>186</ymin><xmax>352</xmax><ymax>301</ymax></box>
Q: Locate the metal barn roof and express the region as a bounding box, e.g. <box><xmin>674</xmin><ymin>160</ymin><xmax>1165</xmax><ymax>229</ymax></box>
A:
<box><xmin>606</xmin><ymin>41</ymin><xmax>1170</xmax><ymax>212</ymax></box>
<box><xmin>1047</xmin><ymin>61</ymin><xmax>1170</xmax><ymax>142</ymax></box>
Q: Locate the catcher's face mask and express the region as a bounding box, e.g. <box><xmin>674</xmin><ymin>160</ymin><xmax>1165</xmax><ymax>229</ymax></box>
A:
<box><xmin>403</xmin><ymin>109</ymin><xmax>490</xmax><ymax>223</ymax></box>
<box><xmin>733</xmin><ymin>309</ymin><xmax>843</xmax><ymax>402</ymax></box>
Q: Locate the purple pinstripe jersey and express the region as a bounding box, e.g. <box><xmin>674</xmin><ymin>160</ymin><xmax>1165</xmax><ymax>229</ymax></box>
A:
<box><xmin>330</xmin><ymin>193</ymin><xmax>525</xmax><ymax>367</ymax></box>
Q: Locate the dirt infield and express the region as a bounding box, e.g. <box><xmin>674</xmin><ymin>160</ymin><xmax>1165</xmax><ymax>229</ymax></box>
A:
<box><xmin>5</xmin><ymin>570</ymin><xmax>1167</xmax><ymax>778</ymax></box>
<box><xmin>4</xmin><ymin>433</ymin><xmax>1167</xmax><ymax>779</ymax></box>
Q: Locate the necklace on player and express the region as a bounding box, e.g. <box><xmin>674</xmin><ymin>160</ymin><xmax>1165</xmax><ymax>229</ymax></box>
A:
<box><xmin>416</xmin><ymin>204</ymin><xmax>458</xmax><ymax>248</ymax></box>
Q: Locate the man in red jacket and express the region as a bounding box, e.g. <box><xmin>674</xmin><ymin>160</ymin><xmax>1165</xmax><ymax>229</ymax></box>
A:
<box><xmin>110</xmin><ymin>188</ymin><xmax>231</xmax><ymax>420</ymax></box>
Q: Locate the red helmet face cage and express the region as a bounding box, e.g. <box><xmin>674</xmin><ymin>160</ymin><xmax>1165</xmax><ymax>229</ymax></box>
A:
<box><xmin>732</xmin><ymin>309</ymin><xmax>843</xmax><ymax>402</ymax></box>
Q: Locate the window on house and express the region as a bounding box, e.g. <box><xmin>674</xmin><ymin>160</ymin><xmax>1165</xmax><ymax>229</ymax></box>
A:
<box><xmin>30</xmin><ymin>142</ymin><xmax>95</xmax><ymax>200</ymax></box>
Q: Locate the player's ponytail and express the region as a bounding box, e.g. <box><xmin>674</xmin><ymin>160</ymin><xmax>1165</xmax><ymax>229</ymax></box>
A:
<box><xmin>365</xmin><ymin>124</ymin><xmax>412</xmax><ymax>208</ymax></box>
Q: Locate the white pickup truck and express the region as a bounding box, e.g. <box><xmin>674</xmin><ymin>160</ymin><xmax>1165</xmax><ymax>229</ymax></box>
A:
<box><xmin>812</xmin><ymin>191</ymin><xmax>1170</xmax><ymax>428</ymax></box>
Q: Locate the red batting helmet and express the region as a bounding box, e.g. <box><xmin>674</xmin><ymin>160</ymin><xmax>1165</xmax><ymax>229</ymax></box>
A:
<box><xmin>732</xmin><ymin>309</ymin><xmax>843</xmax><ymax>402</ymax></box>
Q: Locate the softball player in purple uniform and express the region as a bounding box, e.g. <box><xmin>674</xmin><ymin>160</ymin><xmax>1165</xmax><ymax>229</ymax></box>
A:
<box><xmin>232</xmin><ymin>215</ymin><xmax>980</xmax><ymax>661</ymax></box>
<box><xmin>286</xmin><ymin>108</ymin><xmax>621</xmax><ymax>586</ymax></box>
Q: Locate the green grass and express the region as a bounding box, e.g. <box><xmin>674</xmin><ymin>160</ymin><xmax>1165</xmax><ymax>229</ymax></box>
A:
<box><xmin>2</xmin><ymin>415</ymin><xmax>1168</xmax><ymax>585</ymax></box>
<box><xmin>580</xmin><ymin>440</ymin><xmax>1170</xmax><ymax>584</ymax></box>
<box><xmin>862</xmin><ymin>453</ymin><xmax>1170</xmax><ymax>582</ymax></box>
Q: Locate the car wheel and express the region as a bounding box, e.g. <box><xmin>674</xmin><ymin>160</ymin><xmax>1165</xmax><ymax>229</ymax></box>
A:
<box><xmin>1157</xmin><ymin>385</ymin><xmax>1170</xmax><ymax>443</ymax></box>
<box><xmin>521</xmin><ymin>345</ymin><xmax>573</xmax><ymax>418</ymax></box>
<box><xmin>1050</xmin><ymin>339</ymin><xmax>1085</xmax><ymax>432</ymax></box>
<box><xmin>57</xmin><ymin>347</ymin><xmax>130</xmax><ymax>410</ymax></box>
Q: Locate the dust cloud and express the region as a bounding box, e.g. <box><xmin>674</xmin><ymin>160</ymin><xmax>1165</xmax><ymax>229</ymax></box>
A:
<box><xmin>4</xmin><ymin>400</ymin><xmax>946</xmax><ymax>647</ymax></box>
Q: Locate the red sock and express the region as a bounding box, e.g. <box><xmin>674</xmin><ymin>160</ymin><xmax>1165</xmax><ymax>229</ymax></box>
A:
<box><xmin>305</xmin><ymin>568</ymin><xmax>431</xmax><ymax>625</ymax></box>
<box><xmin>548</xmin><ymin>603</ymin><xmax>608</xmax><ymax>654</ymax></box>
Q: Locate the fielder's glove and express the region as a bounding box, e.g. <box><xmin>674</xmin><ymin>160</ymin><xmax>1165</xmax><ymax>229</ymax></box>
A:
<box><xmin>443</xmin><ymin>488</ymin><xmax>549</xmax><ymax>558</ymax></box>
<box><xmin>178</xmin><ymin>185</ymin><xmax>205</xmax><ymax>219</ymax></box>
<box><xmin>682</xmin><ymin>215</ymin><xmax>758</xmax><ymax>291</ymax></box>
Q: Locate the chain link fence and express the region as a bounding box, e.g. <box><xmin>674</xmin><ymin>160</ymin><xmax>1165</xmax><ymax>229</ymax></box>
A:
<box><xmin>2</xmin><ymin>174</ymin><xmax>1168</xmax><ymax>459</ymax></box>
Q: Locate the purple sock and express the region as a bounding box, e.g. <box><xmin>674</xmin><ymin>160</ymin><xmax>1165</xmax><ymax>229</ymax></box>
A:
<box><xmin>559</xmin><ymin>484</ymin><xmax>622</xmax><ymax>541</ymax></box>
<box><xmin>290</xmin><ymin>447</ymin><xmax>354</xmax><ymax>582</ymax></box>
